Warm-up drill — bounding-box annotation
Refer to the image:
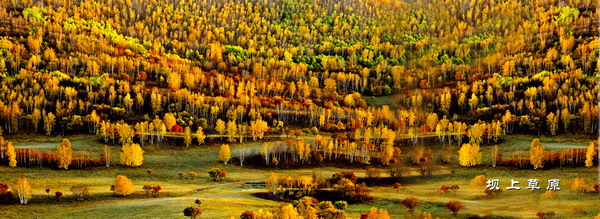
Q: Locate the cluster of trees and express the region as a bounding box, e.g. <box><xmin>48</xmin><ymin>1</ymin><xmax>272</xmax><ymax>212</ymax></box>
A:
<box><xmin>0</xmin><ymin>175</ymin><xmax>141</xmax><ymax>205</ymax></box>
<box><xmin>0</xmin><ymin>0</ymin><xmax>594</xmax><ymax>154</ymax></box>
<box><xmin>0</xmin><ymin>137</ymin><xmax>106</xmax><ymax>169</ymax></box>
<box><xmin>0</xmin><ymin>135</ymin><xmax>146</xmax><ymax>169</ymax></box>
<box><xmin>266</xmin><ymin>171</ymin><xmax>371</xmax><ymax>203</ymax></box>
<box><xmin>239</xmin><ymin>196</ymin><xmax>347</xmax><ymax>219</ymax></box>
<box><xmin>458</xmin><ymin>139</ymin><xmax>598</xmax><ymax>169</ymax></box>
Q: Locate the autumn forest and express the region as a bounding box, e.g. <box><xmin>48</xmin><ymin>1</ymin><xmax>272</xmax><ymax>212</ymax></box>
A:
<box><xmin>0</xmin><ymin>0</ymin><xmax>598</xmax><ymax>218</ymax></box>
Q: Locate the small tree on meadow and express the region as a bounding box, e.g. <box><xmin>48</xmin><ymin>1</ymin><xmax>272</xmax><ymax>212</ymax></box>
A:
<box><xmin>219</xmin><ymin>144</ymin><xmax>231</xmax><ymax>164</ymax></box>
<box><xmin>529</xmin><ymin>139</ymin><xmax>546</xmax><ymax>169</ymax></box>
<box><xmin>70</xmin><ymin>185</ymin><xmax>89</xmax><ymax>201</ymax></box>
<box><xmin>585</xmin><ymin>141</ymin><xmax>597</xmax><ymax>168</ymax></box>
<box><xmin>401</xmin><ymin>197</ymin><xmax>420</xmax><ymax>213</ymax></box>
<box><xmin>55</xmin><ymin>191</ymin><xmax>63</xmax><ymax>202</ymax></box>
<box><xmin>56</xmin><ymin>139</ymin><xmax>73</xmax><ymax>169</ymax></box>
<box><xmin>114</xmin><ymin>175</ymin><xmax>134</xmax><ymax>196</ymax></box>
<box><xmin>183</xmin><ymin>206</ymin><xmax>202</xmax><ymax>219</ymax></box>
<box><xmin>444</xmin><ymin>200</ymin><xmax>464</xmax><ymax>216</ymax></box>
<box><xmin>14</xmin><ymin>177</ymin><xmax>32</xmax><ymax>205</ymax></box>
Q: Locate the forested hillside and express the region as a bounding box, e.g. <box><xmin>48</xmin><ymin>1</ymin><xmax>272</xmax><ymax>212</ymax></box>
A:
<box><xmin>0</xmin><ymin>0</ymin><xmax>597</xmax><ymax>139</ymax></box>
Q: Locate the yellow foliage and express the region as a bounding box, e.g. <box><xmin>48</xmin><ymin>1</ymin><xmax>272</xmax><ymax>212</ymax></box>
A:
<box><xmin>183</xmin><ymin>126</ymin><xmax>192</xmax><ymax>147</ymax></box>
<box><xmin>114</xmin><ymin>175</ymin><xmax>133</xmax><ymax>196</ymax></box>
<box><xmin>163</xmin><ymin>113</ymin><xmax>177</xmax><ymax>130</ymax></box>
<box><xmin>266</xmin><ymin>172</ymin><xmax>279</xmax><ymax>195</ymax></box>
<box><xmin>219</xmin><ymin>144</ymin><xmax>231</xmax><ymax>164</ymax></box>
<box><xmin>56</xmin><ymin>139</ymin><xmax>73</xmax><ymax>169</ymax></box>
<box><xmin>529</xmin><ymin>139</ymin><xmax>546</xmax><ymax>169</ymax></box>
<box><xmin>14</xmin><ymin>177</ymin><xmax>32</xmax><ymax>204</ymax></box>
<box><xmin>196</xmin><ymin>127</ymin><xmax>205</xmax><ymax>144</ymax></box>
<box><xmin>7</xmin><ymin>141</ymin><xmax>16</xmax><ymax>168</ymax></box>
<box><xmin>469</xmin><ymin>175</ymin><xmax>486</xmax><ymax>188</ymax></box>
<box><xmin>120</xmin><ymin>143</ymin><xmax>144</xmax><ymax>167</ymax></box>
<box><xmin>215</xmin><ymin>119</ymin><xmax>226</xmax><ymax>136</ymax></box>
<box><xmin>458</xmin><ymin>143</ymin><xmax>481</xmax><ymax>167</ymax></box>
<box><xmin>365</xmin><ymin>207</ymin><xmax>390</xmax><ymax>219</ymax></box>
<box><xmin>585</xmin><ymin>141</ymin><xmax>597</xmax><ymax>168</ymax></box>
<box><xmin>569</xmin><ymin>177</ymin><xmax>588</xmax><ymax>193</ymax></box>
<box><xmin>540</xmin><ymin>190</ymin><xmax>557</xmax><ymax>200</ymax></box>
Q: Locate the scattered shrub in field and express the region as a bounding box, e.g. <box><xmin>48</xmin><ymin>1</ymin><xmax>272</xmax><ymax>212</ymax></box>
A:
<box><xmin>332</xmin><ymin>172</ymin><xmax>358</xmax><ymax>184</ymax></box>
<box><xmin>143</xmin><ymin>185</ymin><xmax>153</xmax><ymax>196</ymax></box>
<box><xmin>469</xmin><ymin>175</ymin><xmax>486</xmax><ymax>188</ymax></box>
<box><xmin>483</xmin><ymin>188</ymin><xmax>502</xmax><ymax>197</ymax></box>
<box><xmin>70</xmin><ymin>185</ymin><xmax>89</xmax><ymax>201</ymax></box>
<box><xmin>566</xmin><ymin>204</ymin><xmax>584</xmax><ymax>215</ymax></box>
<box><xmin>208</xmin><ymin>168</ymin><xmax>226</xmax><ymax>181</ymax></box>
<box><xmin>401</xmin><ymin>197</ymin><xmax>420</xmax><ymax>213</ymax></box>
<box><xmin>147</xmin><ymin>169</ymin><xmax>154</xmax><ymax>175</ymax></box>
<box><xmin>189</xmin><ymin>172</ymin><xmax>198</xmax><ymax>179</ymax></box>
<box><xmin>152</xmin><ymin>185</ymin><xmax>162</xmax><ymax>197</ymax></box>
<box><xmin>540</xmin><ymin>190</ymin><xmax>557</xmax><ymax>200</ymax></box>
<box><xmin>361</xmin><ymin>207</ymin><xmax>390</xmax><ymax>219</ymax></box>
<box><xmin>334</xmin><ymin>200</ymin><xmax>347</xmax><ymax>210</ymax></box>
<box><xmin>449</xmin><ymin>185</ymin><xmax>460</xmax><ymax>192</ymax></box>
<box><xmin>536</xmin><ymin>211</ymin><xmax>555</xmax><ymax>219</ymax></box>
<box><xmin>114</xmin><ymin>175</ymin><xmax>134</xmax><ymax>196</ymax></box>
<box><xmin>440</xmin><ymin>185</ymin><xmax>449</xmax><ymax>194</ymax></box>
<box><xmin>366</xmin><ymin>168</ymin><xmax>381</xmax><ymax>179</ymax></box>
<box><xmin>183</xmin><ymin>206</ymin><xmax>202</xmax><ymax>219</ymax></box>
<box><xmin>570</xmin><ymin>177</ymin><xmax>588</xmax><ymax>193</ymax></box>
<box><xmin>55</xmin><ymin>191</ymin><xmax>63</xmax><ymax>202</ymax></box>
<box><xmin>393</xmin><ymin>183</ymin><xmax>402</xmax><ymax>193</ymax></box>
<box><xmin>444</xmin><ymin>200</ymin><xmax>464</xmax><ymax>216</ymax></box>
<box><xmin>0</xmin><ymin>183</ymin><xmax>13</xmax><ymax>204</ymax></box>
<box><xmin>389</xmin><ymin>166</ymin><xmax>403</xmax><ymax>178</ymax></box>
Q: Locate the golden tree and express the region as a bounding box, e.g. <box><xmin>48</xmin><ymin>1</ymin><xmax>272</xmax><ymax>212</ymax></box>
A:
<box><xmin>364</xmin><ymin>207</ymin><xmax>390</xmax><ymax>219</ymax></box>
<box><xmin>529</xmin><ymin>139</ymin><xmax>546</xmax><ymax>169</ymax></box>
<box><xmin>183</xmin><ymin>126</ymin><xmax>192</xmax><ymax>147</ymax></box>
<box><xmin>196</xmin><ymin>127</ymin><xmax>205</xmax><ymax>145</ymax></box>
<box><xmin>56</xmin><ymin>139</ymin><xmax>73</xmax><ymax>169</ymax></box>
<box><xmin>570</xmin><ymin>177</ymin><xmax>588</xmax><ymax>193</ymax></box>
<box><xmin>585</xmin><ymin>141</ymin><xmax>597</xmax><ymax>168</ymax></box>
<box><xmin>546</xmin><ymin>112</ymin><xmax>558</xmax><ymax>135</ymax></box>
<box><xmin>219</xmin><ymin>144</ymin><xmax>231</xmax><ymax>164</ymax></box>
<box><xmin>7</xmin><ymin>141</ymin><xmax>16</xmax><ymax>168</ymax></box>
<box><xmin>114</xmin><ymin>175</ymin><xmax>134</xmax><ymax>196</ymax></box>
<box><xmin>215</xmin><ymin>119</ymin><xmax>226</xmax><ymax>138</ymax></box>
<box><xmin>458</xmin><ymin>143</ymin><xmax>481</xmax><ymax>167</ymax></box>
<box><xmin>120</xmin><ymin>143</ymin><xmax>144</xmax><ymax>167</ymax></box>
<box><xmin>226</xmin><ymin>120</ymin><xmax>237</xmax><ymax>141</ymax></box>
<box><xmin>14</xmin><ymin>177</ymin><xmax>32</xmax><ymax>204</ymax></box>
<box><xmin>265</xmin><ymin>172</ymin><xmax>279</xmax><ymax>195</ymax></box>
<box><xmin>117</xmin><ymin>123</ymin><xmax>135</xmax><ymax>144</ymax></box>
<box><xmin>163</xmin><ymin>113</ymin><xmax>177</xmax><ymax>131</ymax></box>
<box><xmin>44</xmin><ymin>112</ymin><xmax>55</xmax><ymax>135</ymax></box>
<box><xmin>275</xmin><ymin>204</ymin><xmax>302</xmax><ymax>219</ymax></box>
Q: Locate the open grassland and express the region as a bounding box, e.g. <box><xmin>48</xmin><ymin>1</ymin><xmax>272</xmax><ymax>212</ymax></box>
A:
<box><xmin>0</xmin><ymin>134</ymin><xmax>598</xmax><ymax>218</ymax></box>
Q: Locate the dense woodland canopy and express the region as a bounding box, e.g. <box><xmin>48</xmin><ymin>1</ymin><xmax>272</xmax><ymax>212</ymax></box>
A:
<box><xmin>0</xmin><ymin>0</ymin><xmax>597</xmax><ymax>149</ymax></box>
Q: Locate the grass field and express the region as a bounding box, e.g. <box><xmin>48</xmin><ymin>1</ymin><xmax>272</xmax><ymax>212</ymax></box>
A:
<box><xmin>0</xmin><ymin>133</ymin><xmax>598</xmax><ymax>218</ymax></box>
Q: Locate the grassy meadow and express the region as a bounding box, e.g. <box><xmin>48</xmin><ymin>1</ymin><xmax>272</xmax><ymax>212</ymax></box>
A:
<box><xmin>1</xmin><ymin>133</ymin><xmax>598</xmax><ymax>218</ymax></box>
